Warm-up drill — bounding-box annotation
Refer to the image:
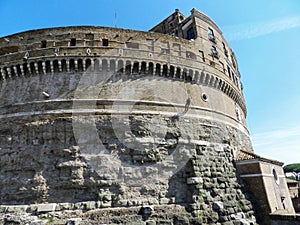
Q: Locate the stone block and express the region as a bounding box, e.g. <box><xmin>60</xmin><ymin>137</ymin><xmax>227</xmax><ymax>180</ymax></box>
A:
<box><xmin>148</xmin><ymin>197</ymin><xmax>159</xmax><ymax>205</ymax></box>
<box><xmin>187</xmin><ymin>177</ymin><xmax>203</xmax><ymax>184</ymax></box>
<box><xmin>66</xmin><ymin>218</ymin><xmax>82</xmax><ymax>225</ymax></box>
<box><xmin>159</xmin><ymin>198</ymin><xmax>170</xmax><ymax>205</ymax></box>
<box><xmin>5</xmin><ymin>205</ymin><xmax>28</xmax><ymax>213</ymax></box>
<box><xmin>56</xmin><ymin>202</ymin><xmax>73</xmax><ymax>211</ymax></box>
<box><xmin>146</xmin><ymin>220</ymin><xmax>156</xmax><ymax>225</ymax></box>
<box><xmin>37</xmin><ymin>203</ymin><xmax>56</xmax><ymax>213</ymax></box>
<box><xmin>0</xmin><ymin>206</ymin><xmax>7</xmax><ymax>213</ymax></box>
<box><xmin>213</xmin><ymin>201</ymin><xmax>224</xmax><ymax>211</ymax></box>
<box><xmin>29</xmin><ymin>220</ymin><xmax>48</xmax><ymax>225</ymax></box>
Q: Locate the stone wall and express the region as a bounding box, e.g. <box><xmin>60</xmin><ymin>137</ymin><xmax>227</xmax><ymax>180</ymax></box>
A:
<box><xmin>0</xmin><ymin>9</ymin><xmax>258</xmax><ymax>224</ymax></box>
<box><xmin>0</xmin><ymin>117</ymin><xmax>256</xmax><ymax>224</ymax></box>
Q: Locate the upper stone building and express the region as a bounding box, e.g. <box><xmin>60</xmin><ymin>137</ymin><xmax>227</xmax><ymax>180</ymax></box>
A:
<box><xmin>0</xmin><ymin>8</ymin><xmax>295</xmax><ymax>225</ymax></box>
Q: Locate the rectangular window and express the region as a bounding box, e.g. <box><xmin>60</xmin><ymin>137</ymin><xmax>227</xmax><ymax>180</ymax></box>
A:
<box><xmin>41</xmin><ymin>40</ymin><xmax>47</xmax><ymax>48</ymax></box>
<box><xmin>187</xmin><ymin>27</ymin><xmax>195</xmax><ymax>40</ymax></box>
<box><xmin>70</xmin><ymin>38</ymin><xmax>76</xmax><ymax>46</ymax></box>
<box><xmin>102</xmin><ymin>39</ymin><xmax>109</xmax><ymax>46</ymax></box>
<box><xmin>126</xmin><ymin>42</ymin><xmax>139</xmax><ymax>49</ymax></box>
<box><xmin>161</xmin><ymin>41</ymin><xmax>170</xmax><ymax>54</ymax></box>
<box><xmin>227</xmin><ymin>65</ymin><xmax>232</xmax><ymax>79</ymax></box>
<box><xmin>208</xmin><ymin>28</ymin><xmax>216</xmax><ymax>43</ymax></box>
<box><xmin>211</xmin><ymin>46</ymin><xmax>218</xmax><ymax>58</ymax></box>
<box><xmin>222</xmin><ymin>42</ymin><xmax>228</xmax><ymax>57</ymax></box>
<box><xmin>231</xmin><ymin>54</ymin><xmax>236</xmax><ymax>68</ymax></box>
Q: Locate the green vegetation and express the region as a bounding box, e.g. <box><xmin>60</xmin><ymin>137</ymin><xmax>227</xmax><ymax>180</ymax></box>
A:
<box><xmin>283</xmin><ymin>163</ymin><xmax>300</xmax><ymax>173</ymax></box>
<box><xmin>38</xmin><ymin>216</ymin><xmax>54</xmax><ymax>224</ymax></box>
<box><xmin>284</xmin><ymin>163</ymin><xmax>300</xmax><ymax>181</ymax></box>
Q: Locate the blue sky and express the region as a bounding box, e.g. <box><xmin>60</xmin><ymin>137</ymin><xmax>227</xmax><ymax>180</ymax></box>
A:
<box><xmin>1</xmin><ymin>0</ymin><xmax>300</xmax><ymax>165</ymax></box>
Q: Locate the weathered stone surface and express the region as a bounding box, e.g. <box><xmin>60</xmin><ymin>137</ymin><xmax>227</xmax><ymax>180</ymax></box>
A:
<box><xmin>0</xmin><ymin>7</ymin><xmax>258</xmax><ymax>225</ymax></box>
<box><xmin>66</xmin><ymin>218</ymin><xmax>82</xmax><ymax>225</ymax></box>
<box><xmin>37</xmin><ymin>203</ymin><xmax>57</xmax><ymax>213</ymax></box>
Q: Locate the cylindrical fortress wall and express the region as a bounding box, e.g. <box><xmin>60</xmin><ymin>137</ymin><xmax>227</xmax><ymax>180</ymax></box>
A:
<box><xmin>0</xmin><ymin>15</ymin><xmax>256</xmax><ymax>224</ymax></box>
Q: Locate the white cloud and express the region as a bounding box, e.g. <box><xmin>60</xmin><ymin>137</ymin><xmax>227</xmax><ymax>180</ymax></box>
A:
<box><xmin>223</xmin><ymin>16</ymin><xmax>300</xmax><ymax>41</ymax></box>
<box><xmin>251</xmin><ymin>126</ymin><xmax>300</xmax><ymax>165</ymax></box>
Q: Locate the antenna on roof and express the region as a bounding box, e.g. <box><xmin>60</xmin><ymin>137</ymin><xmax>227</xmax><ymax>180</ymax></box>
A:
<box><xmin>114</xmin><ymin>10</ymin><xmax>117</xmax><ymax>28</ymax></box>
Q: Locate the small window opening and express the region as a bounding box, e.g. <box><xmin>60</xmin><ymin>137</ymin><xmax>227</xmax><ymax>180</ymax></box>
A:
<box><xmin>70</xmin><ymin>38</ymin><xmax>76</xmax><ymax>46</ymax></box>
<box><xmin>227</xmin><ymin>65</ymin><xmax>232</xmax><ymax>79</ymax></box>
<box><xmin>273</xmin><ymin>169</ymin><xmax>280</xmax><ymax>185</ymax></box>
<box><xmin>222</xmin><ymin>42</ymin><xmax>228</xmax><ymax>57</ymax></box>
<box><xmin>187</xmin><ymin>27</ymin><xmax>195</xmax><ymax>40</ymax></box>
<box><xmin>102</xmin><ymin>39</ymin><xmax>109</xmax><ymax>47</ymax></box>
<box><xmin>208</xmin><ymin>28</ymin><xmax>215</xmax><ymax>43</ymax></box>
<box><xmin>211</xmin><ymin>46</ymin><xmax>218</xmax><ymax>58</ymax></box>
<box><xmin>202</xmin><ymin>93</ymin><xmax>208</xmax><ymax>102</ymax></box>
<box><xmin>231</xmin><ymin>55</ymin><xmax>236</xmax><ymax>69</ymax></box>
<box><xmin>41</xmin><ymin>40</ymin><xmax>47</xmax><ymax>48</ymax></box>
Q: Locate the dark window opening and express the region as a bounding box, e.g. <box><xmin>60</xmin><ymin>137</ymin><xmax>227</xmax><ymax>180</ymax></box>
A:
<box><xmin>23</xmin><ymin>63</ymin><xmax>29</xmax><ymax>76</ymax></box>
<box><xmin>10</xmin><ymin>66</ymin><xmax>16</xmax><ymax>77</ymax></box>
<box><xmin>102</xmin><ymin>39</ymin><xmax>109</xmax><ymax>47</ymax></box>
<box><xmin>86</xmin><ymin>59</ymin><xmax>92</xmax><ymax>70</ymax></box>
<box><xmin>46</xmin><ymin>61</ymin><xmax>51</xmax><ymax>73</ymax></box>
<box><xmin>141</xmin><ymin>62</ymin><xmax>146</xmax><ymax>73</ymax></box>
<box><xmin>132</xmin><ymin>62</ymin><xmax>139</xmax><ymax>74</ymax></box>
<box><xmin>155</xmin><ymin>64</ymin><xmax>161</xmax><ymax>76</ymax></box>
<box><xmin>162</xmin><ymin>64</ymin><xmax>168</xmax><ymax>76</ymax></box>
<box><xmin>169</xmin><ymin>66</ymin><xmax>175</xmax><ymax>77</ymax></box>
<box><xmin>125</xmin><ymin>62</ymin><xmax>131</xmax><ymax>75</ymax></box>
<box><xmin>202</xmin><ymin>93</ymin><xmax>208</xmax><ymax>102</ymax></box>
<box><xmin>175</xmin><ymin>67</ymin><xmax>181</xmax><ymax>79</ymax></box>
<box><xmin>211</xmin><ymin>46</ymin><xmax>218</xmax><ymax>58</ymax></box>
<box><xmin>78</xmin><ymin>59</ymin><xmax>83</xmax><ymax>72</ymax></box>
<box><xmin>70</xmin><ymin>59</ymin><xmax>75</xmax><ymax>71</ymax></box>
<box><xmin>41</xmin><ymin>40</ymin><xmax>47</xmax><ymax>48</ymax></box>
<box><xmin>231</xmin><ymin>55</ymin><xmax>236</xmax><ymax>68</ymax></box>
<box><xmin>187</xmin><ymin>27</ymin><xmax>195</xmax><ymax>40</ymax></box>
<box><xmin>208</xmin><ymin>28</ymin><xmax>215</xmax><ymax>43</ymax></box>
<box><xmin>53</xmin><ymin>60</ymin><xmax>59</xmax><ymax>73</ymax></box>
<box><xmin>70</xmin><ymin>38</ymin><xmax>76</xmax><ymax>46</ymax></box>
<box><xmin>148</xmin><ymin>62</ymin><xmax>154</xmax><ymax>74</ymax></box>
<box><xmin>227</xmin><ymin>65</ymin><xmax>232</xmax><ymax>80</ymax></box>
<box><xmin>30</xmin><ymin>62</ymin><xmax>35</xmax><ymax>75</ymax></box>
<box><xmin>222</xmin><ymin>42</ymin><xmax>228</xmax><ymax>57</ymax></box>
